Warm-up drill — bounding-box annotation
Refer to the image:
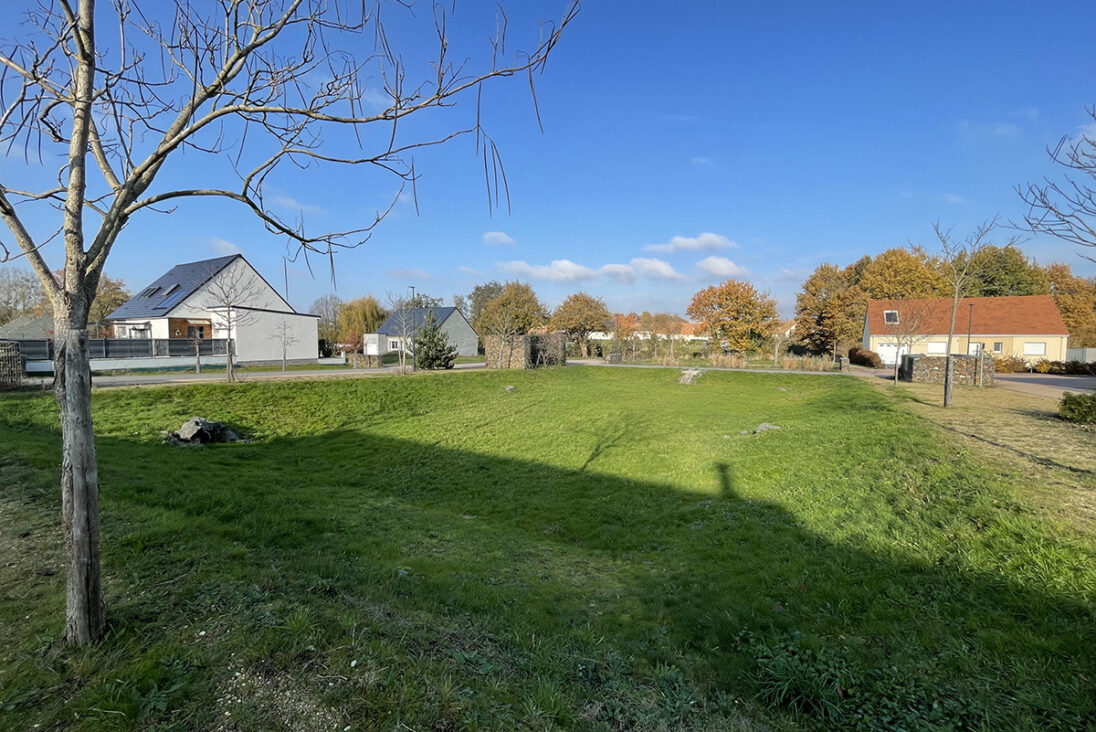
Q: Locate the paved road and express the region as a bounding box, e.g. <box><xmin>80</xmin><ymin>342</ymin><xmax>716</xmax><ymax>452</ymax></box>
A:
<box><xmin>994</xmin><ymin>372</ymin><xmax>1096</xmax><ymax>400</ymax></box>
<box><xmin>24</xmin><ymin>361</ymin><xmax>486</xmax><ymax>389</ymax></box>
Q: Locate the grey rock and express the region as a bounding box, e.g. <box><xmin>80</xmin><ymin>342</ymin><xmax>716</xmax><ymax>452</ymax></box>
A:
<box><xmin>777</xmin><ymin>387</ymin><xmax>790</xmax><ymax>392</ymax></box>
<box><xmin>680</xmin><ymin>369</ymin><xmax>703</xmax><ymax>385</ymax></box>
<box><xmin>170</xmin><ymin>417</ymin><xmax>240</xmax><ymax>445</ymax></box>
<box><xmin>505</xmin><ymin>385</ymin><xmax>516</xmax><ymax>392</ymax></box>
<box><xmin>753</xmin><ymin>423</ymin><xmax>780</xmax><ymax>433</ymax></box>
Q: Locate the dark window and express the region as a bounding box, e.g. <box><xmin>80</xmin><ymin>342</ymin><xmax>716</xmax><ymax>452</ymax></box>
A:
<box><xmin>883</xmin><ymin>310</ymin><xmax>899</xmax><ymax>324</ymax></box>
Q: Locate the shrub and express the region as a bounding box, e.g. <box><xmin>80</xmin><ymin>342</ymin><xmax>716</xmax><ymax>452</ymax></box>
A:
<box><xmin>994</xmin><ymin>355</ymin><xmax>1027</xmax><ymax>373</ymax></box>
<box><xmin>848</xmin><ymin>348</ymin><xmax>882</xmax><ymax>368</ymax></box>
<box><xmin>1059</xmin><ymin>391</ymin><xmax>1096</xmax><ymax>423</ymax></box>
<box><xmin>1033</xmin><ymin>359</ymin><xmax>1052</xmax><ymax>374</ymax></box>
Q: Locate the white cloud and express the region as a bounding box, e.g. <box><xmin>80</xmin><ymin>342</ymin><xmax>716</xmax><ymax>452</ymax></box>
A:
<box><xmin>387</xmin><ymin>268</ymin><xmax>431</xmax><ymax>280</ymax></box>
<box><xmin>483</xmin><ymin>231</ymin><xmax>516</xmax><ymax>246</ymax></box>
<box><xmin>210</xmin><ymin>237</ymin><xmax>243</xmax><ymax>255</ymax></box>
<box><xmin>271</xmin><ymin>195</ymin><xmax>326</xmax><ymax>215</ymax></box>
<box><xmin>458</xmin><ymin>265</ymin><xmax>484</xmax><ymax>276</ymax></box>
<box><xmin>497</xmin><ymin>257</ymin><xmax>683</xmax><ymax>283</ymax></box>
<box><xmin>697</xmin><ymin>256</ymin><xmax>749</xmax><ymax>278</ymax></box>
<box><xmin>644</xmin><ymin>232</ymin><xmax>737</xmax><ymax>253</ymax></box>
<box><xmin>691</xmin><ymin>156</ymin><xmax>713</xmax><ymax>165</ymax></box>
<box><xmin>498</xmin><ymin>259</ymin><xmax>596</xmax><ymax>282</ymax></box>
<box><xmin>629</xmin><ymin>257</ymin><xmax>684</xmax><ymax>280</ymax></box>
<box><xmin>598</xmin><ymin>263</ymin><xmax>637</xmax><ymax>284</ymax></box>
<box><xmin>944</xmin><ymin>193</ymin><xmax>965</xmax><ymax>205</ymax></box>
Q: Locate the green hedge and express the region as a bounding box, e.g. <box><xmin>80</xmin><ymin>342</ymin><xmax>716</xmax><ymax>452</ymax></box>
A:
<box><xmin>1059</xmin><ymin>391</ymin><xmax>1096</xmax><ymax>423</ymax></box>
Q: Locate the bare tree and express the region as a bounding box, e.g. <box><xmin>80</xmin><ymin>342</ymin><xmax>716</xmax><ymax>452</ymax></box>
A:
<box><xmin>1018</xmin><ymin>107</ymin><xmax>1096</xmax><ymax>261</ymax></box>
<box><xmin>933</xmin><ymin>220</ymin><xmax>1011</xmax><ymax>407</ymax></box>
<box><xmin>270</xmin><ymin>319</ymin><xmax>298</xmax><ymax>371</ymax></box>
<box><xmin>385</xmin><ymin>291</ymin><xmax>415</xmax><ymax>373</ymax></box>
<box><xmin>202</xmin><ymin>264</ymin><xmax>262</xmax><ymax>382</ymax></box>
<box><xmin>0</xmin><ymin>0</ymin><xmax>576</xmax><ymax>644</ymax></box>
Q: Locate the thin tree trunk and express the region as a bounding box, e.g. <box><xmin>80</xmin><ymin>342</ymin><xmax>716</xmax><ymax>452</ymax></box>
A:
<box><xmin>944</xmin><ymin>300</ymin><xmax>960</xmax><ymax>407</ymax></box>
<box><xmin>54</xmin><ymin>307</ymin><xmax>105</xmax><ymax>645</ymax></box>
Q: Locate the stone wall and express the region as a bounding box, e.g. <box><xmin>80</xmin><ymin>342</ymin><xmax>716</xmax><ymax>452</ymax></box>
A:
<box><xmin>484</xmin><ymin>333</ymin><xmax>568</xmax><ymax>369</ymax></box>
<box><xmin>0</xmin><ymin>341</ymin><xmax>22</xmax><ymax>389</ymax></box>
<box><xmin>900</xmin><ymin>353</ymin><xmax>994</xmax><ymax>386</ymax></box>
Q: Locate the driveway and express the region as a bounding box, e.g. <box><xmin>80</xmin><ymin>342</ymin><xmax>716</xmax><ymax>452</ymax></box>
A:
<box><xmin>994</xmin><ymin>372</ymin><xmax>1096</xmax><ymax>400</ymax></box>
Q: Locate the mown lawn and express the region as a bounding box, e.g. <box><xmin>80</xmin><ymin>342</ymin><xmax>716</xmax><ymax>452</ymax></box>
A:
<box><xmin>1</xmin><ymin>367</ymin><xmax>1094</xmax><ymax>730</ymax></box>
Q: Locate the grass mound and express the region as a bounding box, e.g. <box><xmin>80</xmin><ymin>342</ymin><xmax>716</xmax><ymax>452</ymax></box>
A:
<box><xmin>1</xmin><ymin>367</ymin><xmax>1093</xmax><ymax>729</ymax></box>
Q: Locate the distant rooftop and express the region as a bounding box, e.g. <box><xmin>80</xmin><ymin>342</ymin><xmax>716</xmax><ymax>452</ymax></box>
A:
<box><xmin>377</xmin><ymin>307</ymin><xmax>460</xmax><ymax>336</ymax></box>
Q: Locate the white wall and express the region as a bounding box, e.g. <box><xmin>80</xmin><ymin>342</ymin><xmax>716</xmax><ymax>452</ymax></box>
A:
<box><xmin>232</xmin><ymin>309</ymin><xmax>318</xmax><ymax>363</ymax></box>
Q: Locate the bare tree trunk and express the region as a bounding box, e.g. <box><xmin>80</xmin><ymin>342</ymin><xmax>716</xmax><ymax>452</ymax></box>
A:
<box><xmin>54</xmin><ymin>306</ymin><xmax>105</xmax><ymax>645</ymax></box>
<box><xmin>194</xmin><ymin>338</ymin><xmax>202</xmax><ymax>375</ymax></box>
<box><xmin>944</xmin><ymin>306</ymin><xmax>959</xmax><ymax>407</ymax></box>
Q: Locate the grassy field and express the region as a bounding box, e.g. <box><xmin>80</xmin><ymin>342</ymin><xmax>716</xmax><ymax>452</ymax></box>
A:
<box><xmin>1</xmin><ymin>367</ymin><xmax>1094</xmax><ymax>730</ymax></box>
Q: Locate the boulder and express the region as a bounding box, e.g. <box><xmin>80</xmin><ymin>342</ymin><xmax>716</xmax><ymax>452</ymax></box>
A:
<box><xmin>171</xmin><ymin>417</ymin><xmax>240</xmax><ymax>444</ymax></box>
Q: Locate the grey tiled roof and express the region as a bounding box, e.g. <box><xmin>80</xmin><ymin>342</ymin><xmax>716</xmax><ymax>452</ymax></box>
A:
<box><xmin>377</xmin><ymin>307</ymin><xmax>457</xmax><ymax>336</ymax></box>
<box><xmin>107</xmin><ymin>255</ymin><xmax>239</xmax><ymax>319</ymax></box>
<box><xmin>0</xmin><ymin>312</ymin><xmax>54</xmax><ymax>339</ymax></box>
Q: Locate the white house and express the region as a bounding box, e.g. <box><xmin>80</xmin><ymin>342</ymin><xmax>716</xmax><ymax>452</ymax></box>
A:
<box><xmin>107</xmin><ymin>254</ymin><xmax>319</xmax><ymax>365</ymax></box>
<box><xmin>365</xmin><ymin>307</ymin><xmax>478</xmax><ymax>357</ymax></box>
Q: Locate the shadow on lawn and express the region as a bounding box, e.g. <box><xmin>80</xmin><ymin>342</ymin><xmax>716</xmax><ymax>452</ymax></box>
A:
<box><xmin>5</xmin><ymin>420</ymin><xmax>1095</xmax><ymax>729</ymax></box>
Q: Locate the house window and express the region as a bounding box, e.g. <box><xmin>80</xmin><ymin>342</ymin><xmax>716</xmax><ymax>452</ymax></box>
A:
<box><xmin>389</xmin><ymin>340</ymin><xmax>399</xmax><ymax>351</ymax></box>
<box><xmin>162</xmin><ymin>284</ymin><xmax>179</xmax><ymax>297</ymax></box>
<box><xmin>883</xmin><ymin>310</ymin><xmax>899</xmax><ymax>324</ymax></box>
<box><xmin>140</xmin><ymin>286</ymin><xmax>161</xmax><ymax>297</ymax></box>
<box><xmin>927</xmin><ymin>342</ymin><xmax>947</xmax><ymax>354</ymax></box>
<box><xmin>992</xmin><ymin>342</ymin><xmax>1003</xmax><ymax>353</ymax></box>
<box><xmin>1023</xmin><ymin>342</ymin><xmax>1046</xmax><ymax>356</ymax></box>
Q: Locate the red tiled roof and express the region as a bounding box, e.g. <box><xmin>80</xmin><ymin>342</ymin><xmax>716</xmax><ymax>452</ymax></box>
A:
<box><xmin>865</xmin><ymin>295</ymin><xmax>1068</xmax><ymax>336</ymax></box>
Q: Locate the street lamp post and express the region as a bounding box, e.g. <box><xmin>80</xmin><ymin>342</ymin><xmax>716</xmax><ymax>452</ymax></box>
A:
<box><xmin>409</xmin><ymin>285</ymin><xmax>417</xmax><ymax>371</ymax></box>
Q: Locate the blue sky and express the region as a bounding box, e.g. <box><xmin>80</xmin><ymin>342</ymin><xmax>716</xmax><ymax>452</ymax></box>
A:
<box><xmin>7</xmin><ymin>1</ymin><xmax>1096</xmax><ymax>317</ymax></box>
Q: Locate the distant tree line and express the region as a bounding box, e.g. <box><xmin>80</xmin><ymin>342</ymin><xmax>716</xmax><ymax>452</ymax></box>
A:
<box><xmin>0</xmin><ymin>265</ymin><xmax>130</xmax><ymax>338</ymax></box>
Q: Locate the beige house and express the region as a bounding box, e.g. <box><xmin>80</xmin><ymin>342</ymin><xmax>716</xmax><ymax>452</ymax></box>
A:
<box><xmin>862</xmin><ymin>295</ymin><xmax>1069</xmax><ymax>367</ymax></box>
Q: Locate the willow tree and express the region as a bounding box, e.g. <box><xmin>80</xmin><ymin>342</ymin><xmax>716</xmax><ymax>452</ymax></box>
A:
<box><xmin>0</xmin><ymin>0</ymin><xmax>576</xmax><ymax>644</ymax></box>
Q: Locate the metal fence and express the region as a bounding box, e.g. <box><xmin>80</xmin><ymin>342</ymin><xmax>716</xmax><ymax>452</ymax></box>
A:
<box><xmin>12</xmin><ymin>338</ymin><xmax>232</xmax><ymax>361</ymax></box>
<box><xmin>1066</xmin><ymin>347</ymin><xmax>1096</xmax><ymax>364</ymax></box>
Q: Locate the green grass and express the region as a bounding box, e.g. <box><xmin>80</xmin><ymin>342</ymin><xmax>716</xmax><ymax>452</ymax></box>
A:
<box><xmin>1</xmin><ymin>368</ymin><xmax>1094</xmax><ymax>730</ymax></box>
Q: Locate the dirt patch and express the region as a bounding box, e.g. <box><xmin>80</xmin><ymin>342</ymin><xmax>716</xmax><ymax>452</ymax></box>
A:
<box><xmin>213</xmin><ymin>668</ymin><xmax>343</xmax><ymax>732</ymax></box>
<box><xmin>872</xmin><ymin>379</ymin><xmax>1096</xmax><ymax>532</ymax></box>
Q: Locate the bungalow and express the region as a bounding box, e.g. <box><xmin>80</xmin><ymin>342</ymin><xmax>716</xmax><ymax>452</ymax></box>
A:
<box><xmin>365</xmin><ymin>307</ymin><xmax>478</xmax><ymax>357</ymax></box>
<box><xmin>863</xmin><ymin>295</ymin><xmax>1069</xmax><ymax>367</ymax></box>
<box><xmin>107</xmin><ymin>254</ymin><xmax>319</xmax><ymax>365</ymax></box>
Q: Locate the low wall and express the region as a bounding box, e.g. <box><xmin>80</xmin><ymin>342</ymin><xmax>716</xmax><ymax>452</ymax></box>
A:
<box><xmin>26</xmin><ymin>355</ymin><xmax>230</xmax><ymax>374</ymax></box>
<box><xmin>0</xmin><ymin>342</ymin><xmax>22</xmax><ymax>389</ymax></box>
<box><xmin>899</xmin><ymin>354</ymin><xmax>994</xmax><ymax>386</ymax></box>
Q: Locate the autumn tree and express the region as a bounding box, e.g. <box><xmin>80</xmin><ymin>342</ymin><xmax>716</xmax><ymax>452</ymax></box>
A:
<box><xmin>466</xmin><ymin>280</ymin><xmax>506</xmax><ymax>335</ymax></box>
<box><xmin>86</xmin><ymin>274</ymin><xmax>130</xmax><ymax>338</ymax></box>
<box><xmin>480</xmin><ymin>281</ymin><xmax>546</xmax><ymax>367</ymax></box>
<box><xmin>687</xmin><ymin>279</ymin><xmax>778</xmax><ymax>352</ymax></box>
<box><xmin>794</xmin><ymin>263</ymin><xmax>864</xmax><ymax>355</ymax></box>
<box><xmin>1047</xmin><ymin>263</ymin><xmax>1096</xmax><ymax>347</ymax></box>
<box><xmin>336</xmin><ymin>296</ymin><xmax>388</xmax><ymax>350</ymax></box>
<box><xmin>612</xmin><ymin>312</ymin><xmax>639</xmax><ymax>358</ymax></box>
<box><xmin>551</xmin><ymin>291</ymin><xmax>611</xmax><ymax>357</ymax></box>
<box><xmin>857</xmin><ymin>247</ymin><xmax>949</xmax><ymax>300</ymax></box>
<box><xmin>0</xmin><ymin>0</ymin><xmax>575</xmax><ymax>644</ymax></box>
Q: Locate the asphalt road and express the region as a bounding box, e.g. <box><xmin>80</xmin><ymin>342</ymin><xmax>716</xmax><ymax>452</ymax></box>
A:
<box><xmin>993</xmin><ymin>372</ymin><xmax>1096</xmax><ymax>400</ymax></box>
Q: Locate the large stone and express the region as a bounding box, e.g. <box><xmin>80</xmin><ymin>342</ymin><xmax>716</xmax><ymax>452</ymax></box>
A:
<box><xmin>172</xmin><ymin>417</ymin><xmax>240</xmax><ymax>444</ymax></box>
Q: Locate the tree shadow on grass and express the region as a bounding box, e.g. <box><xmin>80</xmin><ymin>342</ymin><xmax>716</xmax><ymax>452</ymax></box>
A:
<box><xmin>3</xmin><ymin>421</ymin><xmax>1095</xmax><ymax>729</ymax></box>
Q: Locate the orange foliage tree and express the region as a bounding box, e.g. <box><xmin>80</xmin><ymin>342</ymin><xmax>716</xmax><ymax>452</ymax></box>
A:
<box><xmin>551</xmin><ymin>292</ymin><xmax>612</xmax><ymax>357</ymax></box>
<box><xmin>687</xmin><ymin>279</ymin><xmax>778</xmax><ymax>351</ymax></box>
